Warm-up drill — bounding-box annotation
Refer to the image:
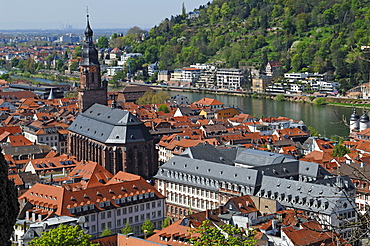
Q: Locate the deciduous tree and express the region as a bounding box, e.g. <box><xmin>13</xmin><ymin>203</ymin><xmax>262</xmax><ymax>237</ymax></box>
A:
<box><xmin>136</xmin><ymin>91</ymin><xmax>169</xmax><ymax>105</ymax></box>
<box><xmin>100</xmin><ymin>227</ymin><xmax>112</xmax><ymax>237</ymax></box>
<box><xmin>141</xmin><ymin>219</ymin><xmax>154</xmax><ymax>238</ymax></box>
<box><xmin>331</xmin><ymin>144</ymin><xmax>350</xmax><ymax>157</ymax></box>
<box><xmin>162</xmin><ymin>217</ymin><xmax>171</xmax><ymax>228</ymax></box>
<box><xmin>190</xmin><ymin>220</ymin><xmax>256</xmax><ymax>246</ymax></box>
<box><xmin>97</xmin><ymin>36</ymin><xmax>109</xmax><ymax>48</ymax></box>
<box><xmin>29</xmin><ymin>224</ymin><xmax>97</xmax><ymax>246</ymax></box>
<box><xmin>121</xmin><ymin>221</ymin><xmax>133</xmax><ymax>235</ymax></box>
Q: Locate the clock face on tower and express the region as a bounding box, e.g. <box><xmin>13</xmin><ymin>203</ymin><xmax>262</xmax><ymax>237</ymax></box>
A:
<box><xmin>90</xmin><ymin>66</ymin><xmax>96</xmax><ymax>73</ymax></box>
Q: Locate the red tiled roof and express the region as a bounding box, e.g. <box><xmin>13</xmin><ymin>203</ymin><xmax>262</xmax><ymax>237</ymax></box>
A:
<box><xmin>282</xmin><ymin>221</ymin><xmax>343</xmax><ymax>245</ymax></box>
<box><xmin>20</xmin><ymin>173</ymin><xmax>165</xmax><ymax>217</ymax></box>
<box><xmin>8</xmin><ymin>135</ymin><xmax>33</xmax><ymax>147</ymax></box>
<box><xmin>196</xmin><ymin>97</ymin><xmax>224</xmax><ymax>106</ymax></box>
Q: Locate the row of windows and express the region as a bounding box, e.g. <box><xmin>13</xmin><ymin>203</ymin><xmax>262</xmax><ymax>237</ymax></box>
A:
<box><xmin>39</xmin><ymin>136</ymin><xmax>58</xmax><ymax>141</ymax></box>
<box><xmin>89</xmin><ymin>211</ymin><xmax>163</xmax><ymax>231</ymax></box>
<box><xmin>167</xmin><ymin>194</ymin><xmax>217</xmax><ymax>210</ymax></box>
<box><xmin>165</xmin><ymin>183</ymin><xmax>218</xmax><ymax>199</ymax></box>
<box><xmin>338</xmin><ymin>211</ymin><xmax>356</xmax><ymax>220</ymax></box>
<box><xmin>167</xmin><ymin>205</ymin><xmax>189</xmax><ymax>217</ymax></box>
<box><xmin>87</xmin><ymin>201</ymin><xmax>162</xmax><ymax>221</ymax></box>
<box><xmin>162</xmin><ymin>172</ymin><xmax>247</xmax><ymax>194</ymax></box>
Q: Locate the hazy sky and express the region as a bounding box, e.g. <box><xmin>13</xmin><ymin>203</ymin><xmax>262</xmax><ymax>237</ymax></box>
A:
<box><xmin>0</xmin><ymin>0</ymin><xmax>206</xmax><ymax>30</ymax></box>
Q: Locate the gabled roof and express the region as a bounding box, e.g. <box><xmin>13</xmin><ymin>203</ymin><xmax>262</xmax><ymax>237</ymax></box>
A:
<box><xmin>147</xmin><ymin>219</ymin><xmax>198</xmax><ymax>246</ymax></box>
<box><xmin>19</xmin><ymin>174</ymin><xmax>165</xmax><ymax>217</ymax></box>
<box><xmin>0</xmin><ymin>126</ymin><xmax>21</xmax><ymax>135</ymax></box>
<box><xmin>27</xmin><ymin>155</ymin><xmax>77</xmax><ymax>173</ymax></box>
<box><xmin>195</xmin><ymin>97</ymin><xmax>224</xmax><ymax>106</ymax></box>
<box><xmin>68</xmin><ymin>104</ymin><xmax>153</xmax><ymax>144</ymax></box>
<box><xmin>282</xmin><ymin>221</ymin><xmax>341</xmax><ymax>245</ymax></box>
<box><xmin>8</xmin><ymin>135</ymin><xmax>33</xmax><ymax>147</ymax></box>
<box><xmin>106</xmin><ymin>171</ymin><xmax>141</xmax><ymax>184</ymax></box>
<box><xmin>65</xmin><ymin>161</ymin><xmax>114</xmax><ymax>189</ymax></box>
<box><xmin>225</xmin><ymin>195</ymin><xmax>258</xmax><ymax>215</ymax></box>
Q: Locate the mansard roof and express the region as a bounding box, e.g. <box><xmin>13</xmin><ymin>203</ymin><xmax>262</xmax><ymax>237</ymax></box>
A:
<box><xmin>68</xmin><ymin>104</ymin><xmax>153</xmax><ymax>144</ymax></box>
<box><xmin>180</xmin><ymin>144</ymin><xmax>234</xmax><ymax>165</ymax></box>
<box><xmin>256</xmin><ymin>175</ymin><xmax>353</xmax><ymax>215</ymax></box>
<box><xmin>155</xmin><ymin>155</ymin><xmax>261</xmax><ymax>190</ymax></box>
<box><xmin>235</xmin><ymin>148</ymin><xmax>294</xmax><ymax>167</ymax></box>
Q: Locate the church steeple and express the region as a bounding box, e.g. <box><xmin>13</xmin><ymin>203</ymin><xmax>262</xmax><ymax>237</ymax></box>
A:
<box><xmin>78</xmin><ymin>14</ymin><xmax>107</xmax><ymax>113</ymax></box>
<box><xmin>81</xmin><ymin>15</ymin><xmax>99</xmax><ymax>66</ymax></box>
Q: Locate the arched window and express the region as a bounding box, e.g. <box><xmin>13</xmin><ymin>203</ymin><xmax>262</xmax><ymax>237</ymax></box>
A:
<box><xmin>108</xmin><ymin>148</ymin><xmax>114</xmax><ymax>174</ymax></box>
<box><xmin>116</xmin><ymin>148</ymin><xmax>123</xmax><ymax>172</ymax></box>
<box><xmin>138</xmin><ymin>150</ymin><xmax>144</xmax><ymax>177</ymax></box>
<box><xmin>127</xmin><ymin>149</ymin><xmax>134</xmax><ymax>173</ymax></box>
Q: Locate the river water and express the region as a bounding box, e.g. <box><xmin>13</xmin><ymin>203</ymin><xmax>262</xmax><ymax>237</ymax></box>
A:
<box><xmin>167</xmin><ymin>91</ymin><xmax>354</xmax><ymax>138</ymax></box>
<box><xmin>9</xmin><ymin>75</ymin><xmax>354</xmax><ymax>137</ymax></box>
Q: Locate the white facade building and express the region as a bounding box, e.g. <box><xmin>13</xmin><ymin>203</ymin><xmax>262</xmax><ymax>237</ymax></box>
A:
<box><xmin>216</xmin><ymin>68</ymin><xmax>244</xmax><ymax>90</ymax></box>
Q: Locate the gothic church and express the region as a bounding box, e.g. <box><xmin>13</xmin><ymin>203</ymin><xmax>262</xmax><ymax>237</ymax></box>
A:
<box><xmin>68</xmin><ymin>16</ymin><xmax>157</xmax><ymax>179</ymax></box>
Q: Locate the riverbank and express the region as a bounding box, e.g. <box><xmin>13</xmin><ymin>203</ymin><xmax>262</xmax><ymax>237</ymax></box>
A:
<box><xmin>144</xmin><ymin>83</ymin><xmax>370</xmax><ymax>108</ymax></box>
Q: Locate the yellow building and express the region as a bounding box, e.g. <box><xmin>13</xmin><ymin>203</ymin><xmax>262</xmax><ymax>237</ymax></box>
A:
<box><xmin>199</xmin><ymin>107</ymin><xmax>240</xmax><ymax>119</ymax></box>
<box><xmin>216</xmin><ymin>107</ymin><xmax>241</xmax><ymax>119</ymax></box>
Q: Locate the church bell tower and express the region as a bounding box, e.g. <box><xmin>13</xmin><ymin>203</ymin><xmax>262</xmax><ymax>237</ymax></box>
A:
<box><xmin>78</xmin><ymin>15</ymin><xmax>107</xmax><ymax>113</ymax></box>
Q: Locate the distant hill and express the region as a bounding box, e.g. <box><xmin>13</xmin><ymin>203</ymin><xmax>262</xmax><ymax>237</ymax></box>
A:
<box><xmin>113</xmin><ymin>0</ymin><xmax>370</xmax><ymax>90</ymax></box>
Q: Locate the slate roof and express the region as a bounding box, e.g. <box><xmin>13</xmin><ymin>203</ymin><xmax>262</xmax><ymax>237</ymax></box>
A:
<box><xmin>235</xmin><ymin>148</ymin><xmax>294</xmax><ymax>167</ymax></box>
<box><xmin>180</xmin><ymin>144</ymin><xmax>234</xmax><ymax>165</ymax></box>
<box><xmin>257</xmin><ymin>175</ymin><xmax>354</xmax><ymax>215</ymax></box>
<box><xmin>68</xmin><ymin>104</ymin><xmax>153</xmax><ymax>144</ymax></box>
<box><xmin>2</xmin><ymin>144</ymin><xmax>52</xmax><ymax>156</ymax></box>
<box><xmin>155</xmin><ymin>155</ymin><xmax>261</xmax><ymax>190</ymax></box>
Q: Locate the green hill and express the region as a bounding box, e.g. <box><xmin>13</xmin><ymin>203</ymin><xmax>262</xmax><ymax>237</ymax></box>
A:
<box><xmin>112</xmin><ymin>0</ymin><xmax>370</xmax><ymax>90</ymax></box>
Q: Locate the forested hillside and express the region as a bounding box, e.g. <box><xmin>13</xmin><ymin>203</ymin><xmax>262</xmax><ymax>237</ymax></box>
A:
<box><xmin>111</xmin><ymin>0</ymin><xmax>370</xmax><ymax>90</ymax></box>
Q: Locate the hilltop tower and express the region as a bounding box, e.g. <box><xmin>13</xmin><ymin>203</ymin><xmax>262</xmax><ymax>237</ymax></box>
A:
<box><xmin>77</xmin><ymin>15</ymin><xmax>107</xmax><ymax>113</ymax></box>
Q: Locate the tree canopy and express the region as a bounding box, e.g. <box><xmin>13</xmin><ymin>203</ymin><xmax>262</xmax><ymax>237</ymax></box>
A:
<box><xmin>102</xmin><ymin>0</ymin><xmax>370</xmax><ymax>90</ymax></box>
<box><xmin>162</xmin><ymin>217</ymin><xmax>171</xmax><ymax>228</ymax></box>
<box><xmin>190</xmin><ymin>220</ymin><xmax>256</xmax><ymax>246</ymax></box>
<box><xmin>121</xmin><ymin>221</ymin><xmax>133</xmax><ymax>235</ymax></box>
<box><xmin>158</xmin><ymin>104</ymin><xmax>170</xmax><ymax>113</ymax></box>
<box><xmin>100</xmin><ymin>227</ymin><xmax>112</xmax><ymax>237</ymax></box>
<box><xmin>141</xmin><ymin>219</ymin><xmax>154</xmax><ymax>238</ymax></box>
<box><xmin>331</xmin><ymin>144</ymin><xmax>350</xmax><ymax>157</ymax></box>
<box><xmin>0</xmin><ymin>150</ymin><xmax>18</xmax><ymax>246</ymax></box>
<box><xmin>29</xmin><ymin>224</ymin><xmax>98</xmax><ymax>246</ymax></box>
<box><xmin>97</xmin><ymin>36</ymin><xmax>109</xmax><ymax>48</ymax></box>
<box><xmin>136</xmin><ymin>91</ymin><xmax>170</xmax><ymax>105</ymax></box>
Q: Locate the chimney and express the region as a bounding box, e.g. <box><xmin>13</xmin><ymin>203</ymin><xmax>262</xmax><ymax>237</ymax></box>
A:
<box><xmin>23</xmin><ymin>221</ymin><xmax>27</xmax><ymax>233</ymax></box>
<box><xmin>218</xmin><ymin>205</ymin><xmax>223</xmax><ymax>215</ymax></box>
<box><xmin>206</xmin><ymin>209</ymin><xmax>210</xmax><ymax>220</ymax></box>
